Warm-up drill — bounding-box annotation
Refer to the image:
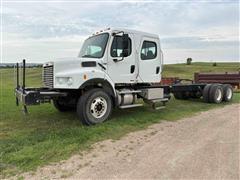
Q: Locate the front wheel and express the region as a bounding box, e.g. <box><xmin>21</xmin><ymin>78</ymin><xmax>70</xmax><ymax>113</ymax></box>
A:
<box><xmin>77</xmin><ymin>88</ymin><xmax>113</xmax><ymax>125</ymax></box>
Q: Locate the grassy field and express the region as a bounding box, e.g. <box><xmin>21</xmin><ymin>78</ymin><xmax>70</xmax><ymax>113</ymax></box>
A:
<box><xmin>0</xmin><ymin>62</ymin><xmax>239</xmax><ymax>177</ymax></box>
<box><xmin>162</xmin><ymin>62</ymin><xmax>240</xmax><ymax>79</ymax></box>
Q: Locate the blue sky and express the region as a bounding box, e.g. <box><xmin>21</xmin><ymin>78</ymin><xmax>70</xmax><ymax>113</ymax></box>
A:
<box><xmin>2</xmin><ymin>0</ymin><xmax>239</xmax><ymax>64</ymax></box>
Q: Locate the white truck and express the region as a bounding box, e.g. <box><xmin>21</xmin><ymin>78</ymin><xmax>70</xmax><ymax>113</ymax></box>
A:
<box><xmin>15</xmin><ymin>28</ymin><xmax>234</xmax><ymax>125</ymax></box>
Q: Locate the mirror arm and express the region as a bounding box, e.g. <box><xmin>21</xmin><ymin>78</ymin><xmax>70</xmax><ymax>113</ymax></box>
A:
<box><xmin>113</xmin><ymin>56</ymin><xmax>124</xmax><ymax>62</ymax></box>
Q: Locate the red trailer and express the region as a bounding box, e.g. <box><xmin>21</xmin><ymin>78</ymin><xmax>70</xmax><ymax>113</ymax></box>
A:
<box><xmin>194</xmin><ymin>72</ymin><xmax>240</xmax><ymax>89</ymax></box>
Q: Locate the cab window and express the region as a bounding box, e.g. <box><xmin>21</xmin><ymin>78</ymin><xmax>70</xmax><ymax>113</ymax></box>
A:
<box><xmin>111</xmin><ymin>36</ymin><xmax>132</xmax><ymax>57</ymax></box>
<box><xmin>141</xmin><ymin>41</ymin><xmax>157</xmax><ymax>60</ymax></box>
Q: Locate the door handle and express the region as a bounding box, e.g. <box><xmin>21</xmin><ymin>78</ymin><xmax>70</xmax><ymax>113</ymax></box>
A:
<box><xmin>156</xmin><ymin>66</ymin><xmax>160</xmax><ymax>74</ymax></box>
<box><xmin>130</xmin><ymin>65</ymin><xmax>135</xmax><ymax>74</ymax></box>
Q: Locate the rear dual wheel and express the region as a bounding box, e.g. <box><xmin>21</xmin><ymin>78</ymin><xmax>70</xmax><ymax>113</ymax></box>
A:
<box><xmin>222</xmin><ymin>84</ymin><xmax>233</xmax><ymax>102</ymax></box>
<box><xmin>203</xmin><ymin>84</ymin><xmax>233</xmax><ymax>103</ymax></box>
<box><xmin>209</xmin><ymin>84</ymin><xmax>223</xmax><ymax>103</ymax></box>
<box><xmin>203</xmin><ymin>84</ymin><xmax>212</xmax><ymax>103</ymax></box>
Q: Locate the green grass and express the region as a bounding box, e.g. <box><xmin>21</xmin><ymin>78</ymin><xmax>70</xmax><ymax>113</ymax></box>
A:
<box><xmin>0</xmin><ymin>62</ymin><xmax>239</xmax><ymax>177</ymax></box>
<box><xmin>163</xmin><ymin>62</ymin><xmax>240</xmax><ymax>79</ymax></box>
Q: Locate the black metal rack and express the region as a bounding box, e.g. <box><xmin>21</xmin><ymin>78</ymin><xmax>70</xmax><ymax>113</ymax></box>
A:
<box><xmin>15</xmin><ymin>59</ymin><xmax>67</xmax><ymax>114</ymax></box>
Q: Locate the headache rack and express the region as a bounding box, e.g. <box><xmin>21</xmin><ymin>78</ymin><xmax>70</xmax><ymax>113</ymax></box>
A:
<box><xmin>15</xmin><ymin>59</ymin><xmax>67</xmax><ymax>113</ymax></box>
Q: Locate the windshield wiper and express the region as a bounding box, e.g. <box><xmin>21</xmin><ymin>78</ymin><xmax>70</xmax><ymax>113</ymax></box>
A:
<box><xmin>82</xmin><ymin>55</ymin><xmax>95</xmax><ymax>58</ymax></box>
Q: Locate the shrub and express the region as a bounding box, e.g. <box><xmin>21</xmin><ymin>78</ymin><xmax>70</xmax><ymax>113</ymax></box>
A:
<box><xmin>186</xmin><ymin>58</ymin><xmax>192</xmax><ymax>65</ymax></box>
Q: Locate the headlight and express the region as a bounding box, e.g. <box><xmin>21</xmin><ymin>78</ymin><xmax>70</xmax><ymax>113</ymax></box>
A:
<box><xmin>57</xmin><ymin>77</ymin><xmax>64</xmax><ymax>84</ymax></box>
<box><xmin>67</xmin><ymin>77</ymin><xmax>73</xmax><ymax>85</ymax></box>
<box><xmin>56</xmin><ymin>77</ymin><xmax>73</xmax><ymax>86</ymax></box>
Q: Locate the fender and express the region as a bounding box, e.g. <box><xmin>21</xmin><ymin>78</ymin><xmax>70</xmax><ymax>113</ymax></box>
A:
<box><xmin>79</xmin><ymin>78</ymin><xmax>118</xmax><ymax>107</ymax></box>
<box><xmin>79</xmin><ymin>78</ymin><xmax>116</xmax><ymax>97</ymax></box>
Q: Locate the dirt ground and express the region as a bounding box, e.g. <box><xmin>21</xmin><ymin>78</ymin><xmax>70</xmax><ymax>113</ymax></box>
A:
<box><xmin>18</xmin><ymin>104</ymin><xmax>239</xmax><ymax>179</ymax></box>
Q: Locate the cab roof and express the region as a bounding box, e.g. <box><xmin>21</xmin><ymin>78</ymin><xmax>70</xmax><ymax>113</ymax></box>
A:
<box><xmin>91</xmin><ymin>27</ymin><xmax>159</xmax><ymax>39</ymax></box>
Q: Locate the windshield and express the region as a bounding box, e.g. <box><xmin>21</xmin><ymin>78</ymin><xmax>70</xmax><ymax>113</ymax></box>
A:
<box><xmin>79</xmin><ymin>33</ymin><xmax>109</xmax><ymax>58</ymax></box>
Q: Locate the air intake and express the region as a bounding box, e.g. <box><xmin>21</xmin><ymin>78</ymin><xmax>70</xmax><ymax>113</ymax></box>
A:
<box><xmin>43</xmin><ymin>65</ymin><xmax>54</xmax><ymax>88</ymax></box>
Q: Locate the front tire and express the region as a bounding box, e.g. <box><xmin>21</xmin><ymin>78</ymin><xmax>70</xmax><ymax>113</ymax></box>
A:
<box><xmin>77</xmin><ymin>88</ymin><xmax>113</xmax><ymax>125</ymax></box>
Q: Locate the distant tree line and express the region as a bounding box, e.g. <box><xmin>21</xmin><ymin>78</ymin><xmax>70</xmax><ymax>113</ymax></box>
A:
<box><xmin>0</xmin><ymin>64</ymin><xmax>42</xmax><ymax>68</ymax></box>
<box><xmin>186</xmin><ymin>58</ymin><xmax>218</xmax><ymax>66</ymax></box>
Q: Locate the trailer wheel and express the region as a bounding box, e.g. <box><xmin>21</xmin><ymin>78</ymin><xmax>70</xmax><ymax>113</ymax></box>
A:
<box><xmin>222</xmin><ymin>84</ymin><xmax>233</xmax><ymax>102</ymax></box>
<box><xmin>203</xmin><ymin>84</ymin><xmax>212</xmax><ymax>103</ymax></box>
<box><xmin>209</xmin><ymin>84</ymin><xmax>223</xmax><ymax>103</ymax></box>
<box><xmin>53</xmin><ymin>99</ymin><xmax>74</xmax><ymax>112</ymax></box>
<box><xmin>77</xmin><ymin>88</ymin><xmax>113</xmax><ymax>125</ymax></box>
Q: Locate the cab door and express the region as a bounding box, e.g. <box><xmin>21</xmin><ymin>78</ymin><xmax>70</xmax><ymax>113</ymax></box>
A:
<box><xmin>107</xmin><ymin>33</ymin><xmax>137</xmax><ymax>83</ymax></box>
<box><xmin>138</xmin><ymin>37</ymin><xmax>161</xmax><ymax>83</ymax></box>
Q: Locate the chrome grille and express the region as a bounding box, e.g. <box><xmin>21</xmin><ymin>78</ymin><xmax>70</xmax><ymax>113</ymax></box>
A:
<box><xmin>43</xmin><ymin>65</ymin><xmax>54</xmax><ymax>88</ymax></box>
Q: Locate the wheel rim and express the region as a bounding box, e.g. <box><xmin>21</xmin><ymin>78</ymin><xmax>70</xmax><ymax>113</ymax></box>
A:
<box><xmin>226</xmin><ymin>88</ymin><xmax>232</xmax><ymax>100</ymax></box>
<box><xmin>216</xmin><ymin>88</ymin><xmax>222</xmax><ymax>101</ymax></box>
<box><xmin>90</xmin><ymin>97</ymin><xmax>107</xmax><ymax>119</ymax></box>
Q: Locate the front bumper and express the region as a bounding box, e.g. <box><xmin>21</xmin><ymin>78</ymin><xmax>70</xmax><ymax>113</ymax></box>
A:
<box><xmin>15</xmin><ymin>87</ymin><xmax>67</xmax><ymax>106</ymax></box>
<box><xmin>15</xmin><ymin>88</ymin><xmax>41</xmax><ymax>106</ymax></box>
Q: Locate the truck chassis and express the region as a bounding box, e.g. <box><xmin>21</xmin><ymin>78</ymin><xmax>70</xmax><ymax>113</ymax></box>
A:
<box><xmin>15</xmin><ymin>60</ymin><xmax>234</xmax><ymax>117</ymax></box>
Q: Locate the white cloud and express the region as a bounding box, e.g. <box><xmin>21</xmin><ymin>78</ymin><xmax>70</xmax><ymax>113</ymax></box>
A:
<box><xmin>2</xmin><ymin>1</ymin><xmax>239</xmax><ymax>63</ymax></box>
<box><xmin>3</xmin><ymin>33</ymin><xmax>85</xmax><ymax>62</ymax></box>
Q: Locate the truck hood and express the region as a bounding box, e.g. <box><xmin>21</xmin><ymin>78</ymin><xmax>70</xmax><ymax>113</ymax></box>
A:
<box><xmin>44</xmin><ymin>57</ymin><xmax>100</xmax><ymax>66</ymax></box>
<box><xmin>45</xmin><ymin>57</ymin><xmax>106</xmax><ymax>76</ymax></box>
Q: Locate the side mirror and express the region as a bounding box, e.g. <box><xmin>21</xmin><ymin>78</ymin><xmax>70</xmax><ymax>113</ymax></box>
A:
<box><xmin>122</xmin><ymin>34</ymin><xmax>129</xmax><ymax>57</ymax></box>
